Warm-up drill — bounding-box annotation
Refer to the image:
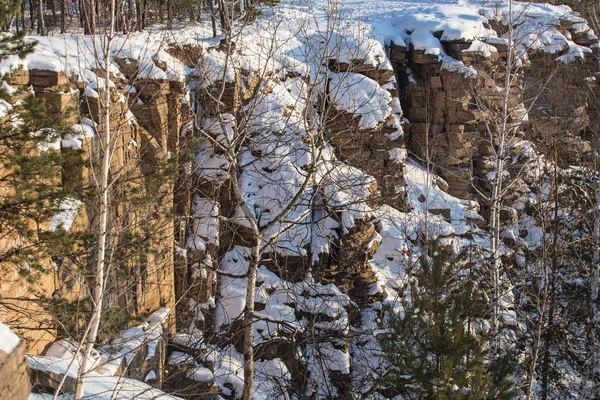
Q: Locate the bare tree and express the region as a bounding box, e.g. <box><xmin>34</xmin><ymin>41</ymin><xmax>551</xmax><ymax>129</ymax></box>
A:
<box><xmin>74</xmin><ymin>0</ymin><xmax>118</xmax><ymax>397</ymax></box>
<box><xmin>186</xmin><ymin>2</ymin><xmax>404</xmax><ymax>396</ymax></box>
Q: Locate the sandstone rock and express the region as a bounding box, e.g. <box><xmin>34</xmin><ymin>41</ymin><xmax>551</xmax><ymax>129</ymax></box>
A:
<box><xmin>166</xmin><ymin>44</ymin><xmax>204</xmax><ymax>66</ymax></box>
<box><xmin>114</xmin><ymin>57</ymin><xmax>140</xmax><ymax>79</ymax></box>
<box><xmin>2</xmin><ymin>90</ymin><xmax>29</xmax><ymax>104</ymax></box>
<box><xmin>36</xmin><ymin>90</ymin><xmax>80</xmax><ymax>124</ymax></box>
<box><xmin>388</xmin><ymin>42</ymin><xmax>407</xmax><ymax>63</ymax></box>
<box><xmin>8</xmin><ymin>69</ymin><xmax>29</xmax><ymax>87</ymax></box>
<box><xmin>412</xmin><ymin>50</ymin><xmax>441</xmax><ymax>64</ymax></box>
<box><xmin>29</xmin><ymin>69</ymin><xmax>70</xmax><ymax>89</ymax></box>
<box><xmin>0</xmin><ymin>339</ymin><xmax>30</xmax><ymax>400</ymax></box>
<box><xmin>137</xmin><ymin>79</ymin><xmax>170</xmax><ymax>101</ymax></box>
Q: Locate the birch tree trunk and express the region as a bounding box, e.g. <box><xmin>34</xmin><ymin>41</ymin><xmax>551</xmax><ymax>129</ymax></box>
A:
<box><xmin>241</xmin><ymin>235</ymin><xmax>261</xmax><ymax>400</ymax></box>
<box><xmin>488</xmin><ymin>0</ymin><xmax>514</xmax><ymax>358</ymax></box>
<box><xmin>74</xmin><ymin>0</ymin><xmax>115</xmax><ymax>397</ymax></box>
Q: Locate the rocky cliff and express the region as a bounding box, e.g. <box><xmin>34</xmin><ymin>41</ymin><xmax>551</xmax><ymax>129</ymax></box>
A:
<box><xmin>1</xmin><ymin>0</ymin><xmax>600</xmax><ymax>399</ymax></box>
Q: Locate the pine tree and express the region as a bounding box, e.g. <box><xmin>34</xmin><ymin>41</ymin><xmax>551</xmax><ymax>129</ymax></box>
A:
<box><xmin>0</xmin><ymin>95</ymin><xmax>81</xmax><ymax>280</ymax></box>
<box><xmin>377</xmin><ymin>244</ymin><xmax>514</xmax><ymax>399</ymax></box>
<box><xmin>0</xmin><ymin>2</ymin><xmax>35</xmax><ymax>60</ymax></box>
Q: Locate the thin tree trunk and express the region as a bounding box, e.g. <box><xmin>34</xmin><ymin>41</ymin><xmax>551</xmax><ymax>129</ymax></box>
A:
<box><xmin>142</xmin><ymin>0</ymin><xmax>148</xmax><ymax>29</ymax></box>
<box><xmin>525</xmin><ymin>306</ymin><xmax>545</xmax><ymax>400</ymax></box>
<box><xmin>135</xmin><ymin>0</ymin><xmax>142</xmax><ymax>30</ymax></box>
<box><xmin>78</xmin><ymin>0</ymin><xmax>84</xmax><ymax>28</ymax></box>
<box><xmin>167</xmin><ymin>0</ymin><xmax>172</xmax><ymax>29</ymax></box>
<box><xmin>20</xmin><ymin>0</ymin><xmax>25</xmax><ymax>33</ymax></box>
<box><xmin>218</xmin><ymin>0</ymin><xmax>227</xmax><ymax>36</ymax></box>
<box><xmin>38</xmin><ymin>0</ymin><xmax>46</xmax><ymax>35</ymax></box>
<box><xmin>30</xmin><ymin>0</ymin><xmax>36</xmax><ymax>30</ymax></box>
<box><xmin>82</xmin><ymin>0</ymin><xmax>95</xmax><ymax>34</ymax></box>
<box><xmin>74</xmin><ymin>0</ymin><xmax>116</xmax><ymax>397</ymax></box>
<box><xmin>136</xmin><ymin>0</ymin><xmax>146</xmax><ymax>31</ymax></box>
<box><xmin>489</xmin><ymin>0</ymin><xmax>514</xmax><ymax>358</ymax></box>
<box><xmin>541</xmin><ymin>142</ymin><xmax>560</xmax><ymax>400</ymax></box>
<box><xmin>127</xmin><ymin>0</ymin><xmax>134</xmax><ymax>32</ymax></box>
<box><xmin>207</xmin><ymin>0</ymin><xmax>216</xmax><ymax>37</ymax></box>
<box><xmin>60</xmin><ymin>0</ymin><xmax>65</xmax><ymax>33</ymax></box>
<box><xmin>94</xmin><ymin>0</ymin><xmax>101</xmax><ymax>29</ymax></box>
<box><xmin>50</xmin><ymin>0</ymin><xmax>56</xmax><ymax>24</ymax></box>
<box><xmin>241</xmin><ymin>235</ymin><xmax>261</xmax><ymax>400</ymax></box>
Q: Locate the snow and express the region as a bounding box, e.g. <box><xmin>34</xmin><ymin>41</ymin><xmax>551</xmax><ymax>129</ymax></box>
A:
<box><xmin>197</xmin><ymin>49</ymin><xmax>237</xmax><ymax>89</ymax></box>
<box><xmin>392</xmin><ymin>3</ymin><xmax>492</xmax><ymax>43</ymax></box>
<box><xmin>0</xmin><ymin>321</ymin><xmax>20</xmax><ymax>353</ymax></box>
<box><xmin>1</xmin><ymin>80</ymin><xmax>17</xmax><ymax>94</ymax></box>
<box><xmin>556</xmin><ymin>43</ymin><xmax>592</xmax><ymax>63</ymax></box>
<box><xmin>311</xmin><ymin>31</ymin><xmax>392</xmax><ymax>70</ymax></box>
<box><xmin>145</xmin><ymin>370</ymin><xmax>157</xmax><ymax>382</ymax></box>
<box><xmin>245</xmin><ymin>77</ymin><xmax>308</xmax><ymax>134</ymax></box>
<box><xmin>172</xmin><ymin>333</ymin><xmax>204</xmax><ymax>350</ymax></box>
<box><xmin>168</xmin><ymin>351</ymin><xmax>195</xmax><ymax>366</ymax></box>
<box><xmin>188</xmin><ymin>196</ymin><xmax>219</xmax><ymax>251</ymax></box>
<box><xmin>98</xmin><ymin>308</ymin><xmax>170</xmax><ymax>376</ymax></box>
<box><xmin>0</xmin><ymin>98</ymin><xmax>12</xmax><ymax>117</ymax></box>
<box><xmin>404</xmin><ymin>159</ymin><xmax>482</xmax><ymax>234</ymax></box>
<box><xmin>464</xmin><ymin>39</ymin><xmax>499</xmax><ymax>57</ymax></box>
<box><xmin>186</xmin><ymin>365</ymin><xmax>214</xmax><ymax>382</ymax></box>
<box><xmin>254</xmin><ymin>358</ymin><xmax>292</xmax><ymax>400</ymax></box>
<box><xmin>481</xmin><ymin>1</ymin><xmax>596</xmax><ymax>63</ymax></box>
<box><xmin>328</xmin><ymin>72</ymin><xmax>393</xmax><ymax>130</ymax></box>
<box><xmin>411</xmin><ymin>27</ymin><xmax>444</xmax><ymax>55</ymax></box>
<box><xmin>0</xmin><ymin>24</ymin><xmax>217</xmax><ymax>88</ymax></box>
<box><xmin>215</xmin><ymin>274</ymin><xmax>248</xmax><ymax>328</ymax></box>
<box><xmin>195</xmin><ymin>139</ymin><xmax>230</xmax><ymax>183</ymax></box>
<box><xmin>27</xmin><ymin>354</ymin><xmax>184</xmax><ymax>400</ymax></box>
<box><xmin>219</xmin><ymin>246</ymin><xmax>251</xmax><ymax>276</ymax></box>
<box><xmin>49</xmin><ymin>198</ymin><xmax>82</xmax><ymax>232</ymax></box>
<box><xmin>388</xmin><ymin>148</ymin><xmax>408</xmax><ymax>164</ymax></box>
<box><xmin>28</xmin><ymin>394</ymin><xmax>56</xmax><ymax>400</ymax></box>
<box><xmin>84</xmin><ymin>85</ymin><xmax>99</xmax><ymax>98</ymax></box>
<box><xmin>210</xmin><ymin>345</ymin><xmax>245</xmax><ymax>397</ymax></box>
<box><xmin>318</xmin><ymin>161</ymin><xmax>375</xmax><ymax>232</ymax></box>
<box><xmin>64</xmin><ymin>118</ymin><xmax>96</xmax><ymax>149</ymax></box>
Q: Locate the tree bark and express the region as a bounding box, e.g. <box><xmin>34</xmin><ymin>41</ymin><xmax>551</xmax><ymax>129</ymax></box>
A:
<box><xmin>38</xmin><ymin>0</ymin><xmax>46</xmax><ymax>35</ymax></box>
<box><xmin>74</xmin><ymin>0</ymin><xmax>116</xmax><ymax>397</ymax></box>
<box><xmin>60</xmin><ymin>0</ymin><xmax>66</xmax><ymax>33</ymax></box>
<box><xmin>541</xmin><ymin>143</ymin><xmax>560</xmax><ymax>400</ymax></box>
<box><xmin>50</xmin><ymin>0</ymin><xmax>56</xmax><ymax>25</ymax></box>
<box><xmin>488</xmin><ymin>0</ymin><xmax>514</xmax><ymax>358</ymax></box>
<box><xmin>30</xmin><ymin>0</ymin><xmax>36</xmax><ymax>30</ymax></box>
<box><xmin>167</xmin><ymin>0</ymin><xmax>172</xmax><ymax>29</ymax></box>
<box><xmin>217</xmin><ymin>0</ymin><xmax>228</xmax><ymax>36</ymax></box>
<box><xmin>20</xmin><ymin>0</ymin><xmax>25</xmax><ymax>33</ymax></box>
<box><xmin>241</xmin><ymin>235</ymin><xmax>261</xmax><ymax>400</ymax></box>
<box><xmin>207</xmin><ymin>0</ymin><xmax>217</xmax><ymax>37</ymax></box>
<box><xmin>82</xmin><ymin>0</ymin><xmax>95</xmax><ymax>34</ymax></box>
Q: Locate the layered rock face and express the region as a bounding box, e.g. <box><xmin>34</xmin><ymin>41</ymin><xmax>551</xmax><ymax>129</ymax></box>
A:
<box><xmin>1</xmin><ymin>61</ymin><xmax>182</xmax><ymax>352</ymax></box>
<box><xmin>1</xmin><ymin>1</ymin><xmax>600</xmax><ymax>399</ymax></box>
<box><xmin>325</xmin><ymin>58</ymin><xmax>409</xmax><ymax>212</ymax></box>
<box><xmin>389</xmin><ymin>5</ymin><xmax>599</xmax><ymax>201</ymax></box>
<box><xmin>0</xmin><ymin>323</ymin><xmax>30</xmax><ymax>400</ymax></box>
